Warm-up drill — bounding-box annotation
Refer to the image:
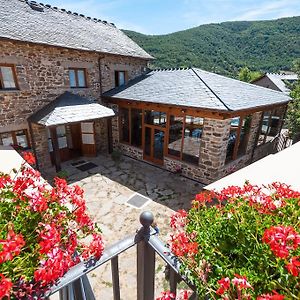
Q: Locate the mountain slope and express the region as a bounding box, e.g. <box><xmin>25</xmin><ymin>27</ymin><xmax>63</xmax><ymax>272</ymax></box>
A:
<box><xmin>123</xmin><ymin>17</ymin><xmax>300</xmax><ymax>76</ymax></box>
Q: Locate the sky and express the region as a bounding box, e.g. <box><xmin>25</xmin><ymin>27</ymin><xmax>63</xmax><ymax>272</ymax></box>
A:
<box><xmin>43</xmin><ymin>0</ymin><xmax>300</xmax><ymax>35</ymax></box>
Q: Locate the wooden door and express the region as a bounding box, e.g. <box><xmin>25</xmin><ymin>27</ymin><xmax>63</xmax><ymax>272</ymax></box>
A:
<box><xmin>70</xmin><ymin>123</ymin><xmax>82</xmax><ymax>158</ymax></box>
<box><xmin>81</xmin><ymin>122</ymin><xmax>96</xmax><ymax>157</ymax></box>
<box><xmin>143</xmin><ymin>125</ymin><xmax>165</xmax><ymax>165</ymax></box>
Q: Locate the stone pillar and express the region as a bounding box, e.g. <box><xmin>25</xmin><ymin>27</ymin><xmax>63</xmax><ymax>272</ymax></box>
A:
<box><xmin>199</xmin><ymin>118</ymin><xmax>231</xmax><ymax>183</ymax></box>
<box><xmin>246</xmin><ymin>112</ymin><xmax>262</xmax><ymax>154</ymax></box>
<box><xmin>30</xmin><ymin>123</ymin><xmax>52</xmax><ymax>170</ymax></box>
<box><xmin>94</xmin><ymin>119</ymin><xmax>108</xmax><ymax>153</ymax></box>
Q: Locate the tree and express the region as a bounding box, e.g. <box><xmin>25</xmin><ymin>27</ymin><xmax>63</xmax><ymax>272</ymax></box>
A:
<box><xmin>238</xmin><ymin>67</ymin><xmax>262</xmax><ymax>82</ymax></box>
<box><xmin>286</xmin><ymin>59</ymin><xmax>300</xmax><ymax>143</ymax></box>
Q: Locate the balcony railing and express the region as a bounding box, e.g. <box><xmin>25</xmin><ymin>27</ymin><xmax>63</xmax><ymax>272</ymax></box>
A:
<box><xmin>46</xmin><ymin>211</ymin><xmax>199</xmax><ymax>300</ymax></box>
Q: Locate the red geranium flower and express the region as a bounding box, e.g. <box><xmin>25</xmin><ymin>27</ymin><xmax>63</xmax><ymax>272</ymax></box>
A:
<box><xmin>22</xmin><ymin>151</ymin><xmax>36</xmax><ymax>165</ymax></box>
<box><xmin>0</xmin><ymin>274</ymin><xmax>12</xmax><ymax>299</ymax></box>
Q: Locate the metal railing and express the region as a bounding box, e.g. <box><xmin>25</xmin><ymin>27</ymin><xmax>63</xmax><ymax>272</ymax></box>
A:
<box><xmin>47</xmin><ymin>211</ymin><xmax>198</xmax><ymax>300</ymax></box>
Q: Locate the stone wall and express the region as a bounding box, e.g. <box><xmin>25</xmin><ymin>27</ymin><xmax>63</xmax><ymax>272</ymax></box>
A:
<box><xmin>94</xmin><ymin>119</ymin><xmax>109</xmax><ymax>154</ymax></box>
<box><xmin>30</xmin><ymin>124</ymin><xmax>52</xmax><ymax>170</ymax></box>
<box><xmin>0</xmin><ymin>40</ymin><xmax>148</xmax><ymax>168</ymax></box>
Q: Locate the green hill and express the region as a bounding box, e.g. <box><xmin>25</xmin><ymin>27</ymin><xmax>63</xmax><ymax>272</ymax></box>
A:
<box><xmin>123</xmin><ymin>17</ymin><xmax>300</xmax><ymax>77</ymax></box>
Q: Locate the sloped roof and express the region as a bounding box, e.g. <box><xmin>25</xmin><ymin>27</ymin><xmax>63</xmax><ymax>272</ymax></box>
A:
<box><xmin>0</xmin><ymin>0</ymin><xmax>152</xmax><ymax>59</ymax></box>
<box><xmin>28</xmin><ymin>92</ymin><xmax>115</xmax><ymax>126</ymax></box>
<box><xmin>264</xmin><ymin>73</ymin><xmax>297</xmax><ymax>94</ymax></box>
<box><xmin>104</xmin><ymin>68</ymin><xmax>291</xmax><ymax>112</ymax></box>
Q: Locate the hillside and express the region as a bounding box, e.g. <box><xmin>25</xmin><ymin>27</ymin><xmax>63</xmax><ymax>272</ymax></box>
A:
<box><xmin>124</xmin><ymin>17</ymin><xmax>300</xmax><ymax>77</ymax></box>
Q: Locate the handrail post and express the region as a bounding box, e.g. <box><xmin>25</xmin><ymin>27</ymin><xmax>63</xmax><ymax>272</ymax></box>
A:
<box><xmin>137</xmin><ymin>211</ymin><xmax>155</xmax><ymax>300</ymax></box>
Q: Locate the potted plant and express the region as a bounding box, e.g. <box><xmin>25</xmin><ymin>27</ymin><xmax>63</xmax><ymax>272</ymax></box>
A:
<box><xmin>160</xmin><ymin>182</ymin><xmax>300</xmax><ymax>299</ymax></box>
<box><xmin>0</xmin><ymin>152</ymin><xmax>104</xmax><ymax>299</ymax></box>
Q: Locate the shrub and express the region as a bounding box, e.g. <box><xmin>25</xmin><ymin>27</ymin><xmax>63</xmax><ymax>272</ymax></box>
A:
<box><xmin>0</xmin><ymin>152</ymin><xmax>104</xmax><ymax>299</ymax></box>
<box><xmin>168</xmin><ymin>182</ymin><xmax>300</xmax><ymax>299</ymax></box>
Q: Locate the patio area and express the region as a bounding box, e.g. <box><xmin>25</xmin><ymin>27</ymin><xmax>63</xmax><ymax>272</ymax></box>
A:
<box><xmin>46</xmin><ymin>154</ymin><xmax>204</xmax><ymax>299</ymax></box>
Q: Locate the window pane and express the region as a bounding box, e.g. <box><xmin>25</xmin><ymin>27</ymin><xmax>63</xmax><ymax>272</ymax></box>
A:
<box><xmin>77</xmin><ymin>70</ymin><xmax>86</xmax><ymax>87</ymax></box>
<box><xmin>69</xmin><ymin>69</ymin><xmax>76</xmax><ymax>87</ymax></box>
<box><xmin>144</xmin><ymin>110</ymin><xmax>167</xmax><ymax>127</ymax></box>
<box><xmin>0</xmin><ymin>132</ymin><xmax>13</xmax><ymax>146</ymax></box>
<box><xmin>257</xmin><ymin>112</ymin><xmax>270</xmax><ymax>146</ymax></box>
<box><xmin>182</xmin><ymin>116</ymin><xmax>203</xmax><ymax>165</ymax></box>
<box><xmin>154</xmin><ymin>129</ymin><xmax>164</xmax><ymax>160</ymax></box>
<box><xmin>118</xmin><ymin>71</ymin><xmax>125</xmax><ymax>86</ymax></box>
<box><xmin>1</xmin><ymin>67</ymin><xmax>16</xmax><ymax>89</ymax></box>
<box><xmin>56</xmin><ymin>125</ymin><xmax>66</xmax><ymax>137</ymax></box>
<box><xmin>226</xmin><ymin>117</ymin><xmax>240</xmax><ymax>162</ymax></box>
<box><xmin>119</xmin><ymin>107</ymin><xmax>129</xmax><ymax>143</ymax></box>
<box><xmin>237</xmin><ymin>115</ymin><xmax>252</xmax><ymax>156</ymax></box>
<box><xmin>15</xmin><ymin>130</ymin><xmax>29</xmax><ymax>148</ymax></box>
<box><xmin>144</xmin><ymin>127</ymin><xmax>151</xmax><ymax>156</ymax></box>
<box><xmin>131</xmin><ymin>109</ymin><xmax>142</xmax><ymax>147</ymax></box>
<box><xmin>168</xmin><ymin>116</ymin><xmax>183</xmax><ymax>158</ymax></box>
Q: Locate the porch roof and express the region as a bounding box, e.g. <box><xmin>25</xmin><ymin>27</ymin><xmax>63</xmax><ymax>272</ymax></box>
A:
<box><xmin>28</xmin><ymin>92</ymin><xmax>115</xmax><ymax>127</ymax></box>
<box><xmin>103</xmin><ymin>68</ymin><xmax>291</xmax><ymax>112</ymax></box>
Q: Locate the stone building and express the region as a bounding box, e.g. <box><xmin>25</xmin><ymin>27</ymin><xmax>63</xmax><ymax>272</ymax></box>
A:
<box><xmin>0</xmin><ymin>1</ymin><xmax>291</xmax><ymax>184</ymax></box>
<box><xmin>252</xmin><ymin>73</ymin><xmax>298</xmax><ymax>94</ymax></box>
<box><xmin>103</xmin><ymin>68</ymin><xmax>291</xmax><ymax>184</ymax></box>
<box><xmin>0</xmin><ymin>0</ymin><xmax>152</xmax><ymax>171</ymax></box>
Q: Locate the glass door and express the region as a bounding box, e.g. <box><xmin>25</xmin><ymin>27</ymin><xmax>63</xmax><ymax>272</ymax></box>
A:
<box><xmin>143</xmin><ymin>126</ymin><xmax>165</xmax><ymax>164</ymax></box>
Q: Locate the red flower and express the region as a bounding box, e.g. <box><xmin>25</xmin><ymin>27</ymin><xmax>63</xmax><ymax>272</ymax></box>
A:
<box><xmin>156</xmin><ymin>291</ymin><xmax>176</xmax><ymax>300</ymax></box>
<box><xmin>82</xmin><ymin>234</ymin><xmax>104</xmax><ymax>259</ymax></box>
<box><xmin>0</xmin><ymin>273</ymin><xmax>12</xmax><ymax>299</ymax></box>
<box><xmin>0</xmin><ymin>174</ymin><xmax>11</xmax><ymax>188</ymax></box>
<box><xmin>170</xmin><ymin>232</ymin><xmax>198</xmax><ymax>258</ymax></box>
<box><xmin>262</xmin><ymin>226</ymin><xmax>300</xmax><ymax>258</ymax></box>
<box><xmin>286</xmin><ymin>256</ymin><xmax>300</xmax><ymax>277</ymax></box>
<box><xmin>0</xmin><ymin>229</ymin><xmax>25</xmax><ymax>263</ymax></box>
<box><xmin>216</xmin><ymin>277</ymin><xmax>230</xmax><ymax>295</ymax></box>
<box><xmin>38</xmin><ymin>223</ymin><xmax>61</xmax><ymax>255</ymax></box>
<box><xmin>257</xmin><ymin>291</ymin><xmax>285</xmax><ymax>299</ymax></box>
<box><xmin>22</xmin><ymin>151</ymin><xmax>36</xmax><ymax>165</ymax></box>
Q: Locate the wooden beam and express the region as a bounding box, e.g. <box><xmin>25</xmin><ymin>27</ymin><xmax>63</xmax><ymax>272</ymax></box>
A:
<box><xmin>49</xmin><ymin>126</ymin><xmax>61</xmax><ymax>172</ymax></box>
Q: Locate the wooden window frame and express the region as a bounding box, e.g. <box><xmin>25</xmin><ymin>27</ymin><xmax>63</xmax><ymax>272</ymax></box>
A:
<box><xmin>0</xmin><ymin>129</ymin><xmax>30</xmax><ymax>148</ymax></box>
<box><xmin>69</xmin><ymin>68</ymin><xmax>87</xmax><ymax>88</ymax></box>
<box><xmin>226</xmin><ymin>115</ymin><xmax>252</xmax><ymax>163</ymax></box>
<box><xmin>0</xmin><ymin>64</ymin><xmax>19</xmax><ymax>90</ymax></box>
<box><xmin>256</xmin><ymin>110</ymin><xmax>280</xmax><ymax>147</ymax></box>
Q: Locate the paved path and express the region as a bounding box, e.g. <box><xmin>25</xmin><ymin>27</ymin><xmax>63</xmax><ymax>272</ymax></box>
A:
<box><xmin>48</xmin><ymin>154</ymin><xmax>203</xmax><ymax>299</ymax></box>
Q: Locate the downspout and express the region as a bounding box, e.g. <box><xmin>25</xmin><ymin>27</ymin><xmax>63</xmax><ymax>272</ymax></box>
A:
<box><xmin>98</xmin><ymin>55</ymin><xmax>104</xmax><ymax>97</ymax></box>
<box><xmin>27</xmin><ymin>121</ymin><xmax>40</xmax><ymax>170</ymax></box>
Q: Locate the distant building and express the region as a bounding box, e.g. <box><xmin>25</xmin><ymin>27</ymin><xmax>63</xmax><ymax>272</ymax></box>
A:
<box><xmin>252</xmin><ymin>73</ymin><xmax>298</xmax><ymax>94</ymax></box>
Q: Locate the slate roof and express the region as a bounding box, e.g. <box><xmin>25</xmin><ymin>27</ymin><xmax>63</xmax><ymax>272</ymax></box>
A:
<box><xmin>28</xmin><ymin>92</ymin><xmax>115</xmax><ymax>126</ymax></box>
<box><xmin>104</xmin><ymin>68</ymin><xmax>291</xmax><ymax>112</ymax></box>
<box><xmin>254</xmin><ymin>73</ymin><xmax>298</xmax><ymax>94</ymax></box>
<box><xmin>0</xmin><ymin>0</ymin><xmax>152</xmax><ymax>59</ymax></box>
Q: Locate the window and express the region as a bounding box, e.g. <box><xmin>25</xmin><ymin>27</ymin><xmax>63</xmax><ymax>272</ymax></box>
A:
<box><xmin>119</xmin><ymin>107</ymin><xmax>142</xmax><ymax>147</ymax></box>
<box><xmin>226</xmin><ymin>115</ymin><xmax>252</xmax><ymax>162</ymax></box>
<box><xmin>47</xmin><ymin>126</ymin><xmax>68</xmax><ymax>152</ymax></box>
<box><xmin>131</xmin><ymin>109</ymin><xmax>142</xmax><ymax>147</ymax></box>
<box><xmin>119</xmin><ymin>107</ymin><xmax>130</xmax><ymax>143</ymax></box>
<box><xmin>167</xmin><ymin>115</ymin><xmax>204</xmax><ymax>165</ymax></box>
<box><xmin>144</xmin><ymin>110</ymin><xmax>167</xmax><ymax>127</ymax></box>
<box><xmin>257</xmin><ymin>110</ymin><xmax>282</xmax><ymax>146</ymax></box>
<box><xmin>0</xmin><ymin>65</ymin><xmax>18</xmax><ymax>90</ymax></box>
<box><xmin>115</xmin><ymin>71</ymin><xmax>126</xmax><ymax>87</ymax></box>
<box><xmin>69</xmin><ymin>68</ymin><xmax>87</xmax><ymax>88</ymax></box>
<box><xmin>0</xmin><ymin>130</ymin><xmax>30</xmax><ymax>149</ymax></box>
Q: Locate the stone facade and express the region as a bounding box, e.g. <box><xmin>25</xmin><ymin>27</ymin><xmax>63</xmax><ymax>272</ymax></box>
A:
<box><xmin>0</xmin><ymin>40</ymin><xmax>148</xmax><ymax>169</ymax></box>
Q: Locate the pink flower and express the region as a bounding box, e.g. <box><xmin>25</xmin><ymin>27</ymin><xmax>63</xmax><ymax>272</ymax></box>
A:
<box><xmin>232</xmin><ymin>274</ymin><xmax>252</xmax><ymax>290</ymax></box>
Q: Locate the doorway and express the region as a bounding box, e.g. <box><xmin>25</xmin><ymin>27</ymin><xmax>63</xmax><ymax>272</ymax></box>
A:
<box><xmin>143</xmin><ymin>125</ymin><xmax>165</xmax><ymax>164</ymax></box>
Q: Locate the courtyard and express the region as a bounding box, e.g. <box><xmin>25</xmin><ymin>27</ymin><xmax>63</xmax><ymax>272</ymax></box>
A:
<box><xmin>46</xmin><ymin>153</ymin><xmax>204</xmax><ymax>299</ymax></box>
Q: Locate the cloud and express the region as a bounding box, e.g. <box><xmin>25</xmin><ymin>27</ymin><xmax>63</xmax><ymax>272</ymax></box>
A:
<box><xmin>234</xmin><ymin>0</ymin><xmax>300</xmax><ymax>21</ymax></box>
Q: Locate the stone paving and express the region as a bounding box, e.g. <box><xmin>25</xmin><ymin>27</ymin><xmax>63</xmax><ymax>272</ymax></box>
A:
<box><xmin>48</xmin><ymin>154</ymin><xmax>204</xmax><ymax>299</ymax></box>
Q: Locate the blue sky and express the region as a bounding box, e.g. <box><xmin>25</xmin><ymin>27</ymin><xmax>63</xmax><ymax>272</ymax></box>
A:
<box><xmin>44</xmin><ymin>0</ymin><xmax>300</xmax><ymax>34</ymax></box>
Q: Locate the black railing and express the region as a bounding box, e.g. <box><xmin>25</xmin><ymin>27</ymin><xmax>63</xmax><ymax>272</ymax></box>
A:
<box><xmin>47</xmin><ymin>211</ymin><xmax>198</xmax><ymax>300</ymax></box>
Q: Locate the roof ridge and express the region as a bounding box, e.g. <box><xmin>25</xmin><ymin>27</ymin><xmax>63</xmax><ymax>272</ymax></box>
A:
<box><xmin>152</xmin><ymin>67</ymin><xmax>190</xmax><ymax>72</ymax></box>
<box><xmin>21</xmin><ymin>0</ymin><xmax>116</xmax><ymax>27</ymax></box>
<box><xmin>191</xmin><ymin>68</ymin><xmax>232</xmax><ymax>111</ymax></box>
<box><xmin>194</xmin><ymin>67</ymin><xmax>292</xmax><ymax>97</ymax></box>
